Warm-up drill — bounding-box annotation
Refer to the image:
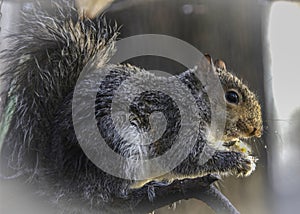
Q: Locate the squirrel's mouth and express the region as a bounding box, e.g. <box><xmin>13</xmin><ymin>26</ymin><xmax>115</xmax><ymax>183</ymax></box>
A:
<box><xmin>222</xmin><ymin>129</ymin><xmax>258</xmax><ymax>143</ymax></box>
<box><xmin>223</xmin><ymin>140</ymin><xmax>252</xmax><ymax>155</ymax></box>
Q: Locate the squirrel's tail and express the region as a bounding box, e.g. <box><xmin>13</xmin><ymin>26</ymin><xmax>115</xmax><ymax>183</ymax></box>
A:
<box><xmin>0</xmin><ymin>0</ymin><xmax>117</xmax><ymax>178</ymax></box>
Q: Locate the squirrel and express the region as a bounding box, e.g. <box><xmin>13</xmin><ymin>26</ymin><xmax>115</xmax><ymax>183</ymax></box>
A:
<box><xmin>0</xmin><ymin>0</ymin><xmax>263</xmax><ymax>213</ymax></box>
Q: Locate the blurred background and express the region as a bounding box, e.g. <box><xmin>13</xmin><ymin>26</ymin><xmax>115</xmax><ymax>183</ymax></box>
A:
<box><xmin>1</xmin><ymin>0</ymin><xmax>300</xmax><ymax>213</ymax></box>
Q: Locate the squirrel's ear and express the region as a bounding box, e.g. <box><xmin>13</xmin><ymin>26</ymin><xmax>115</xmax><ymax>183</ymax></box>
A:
<box><xmin>214</xmin><ymin>59</ymin><xmax>227</xmax><ymax>72</ymax></box>
<box><xmin>204</xmin><ymin>54</ymin><xmax>226</xmax><ymax>73</ymax></box>
<box><xmin>204</xmin><ymin>53</ymin><xmax>214</xmax><ymax>66</ymax></box>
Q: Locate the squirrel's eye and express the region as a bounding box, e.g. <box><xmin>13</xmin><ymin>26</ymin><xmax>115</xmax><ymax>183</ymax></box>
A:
<box><xmin>225</xmin><ymin>90</ymin><xmax>239</xmax><ymax>105</ymax></box>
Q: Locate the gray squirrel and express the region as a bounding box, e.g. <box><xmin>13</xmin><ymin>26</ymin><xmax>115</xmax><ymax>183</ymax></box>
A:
<box><xmin>0</xmin><ymin>1</ymin><xmax>262</xmax><ymax>213</ymax></box>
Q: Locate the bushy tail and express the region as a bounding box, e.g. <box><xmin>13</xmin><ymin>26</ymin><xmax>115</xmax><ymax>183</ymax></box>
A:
<box><xmin>0</xmin><ymin>0</ymin><xmax>117</xmax><ymax>178</ymax></box>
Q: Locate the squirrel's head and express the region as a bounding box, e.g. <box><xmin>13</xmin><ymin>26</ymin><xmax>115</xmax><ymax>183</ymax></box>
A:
<box><xmin>205</xmin><ymin>54</ymin><xmax>263</xmax><ymax>142</ymax></box>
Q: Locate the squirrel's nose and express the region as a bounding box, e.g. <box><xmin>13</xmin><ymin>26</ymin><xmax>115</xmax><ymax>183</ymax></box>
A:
<box><xmin>248</xmin><ymin>127</ymin><xmax>262</xmax><ymax>138</ymax></box>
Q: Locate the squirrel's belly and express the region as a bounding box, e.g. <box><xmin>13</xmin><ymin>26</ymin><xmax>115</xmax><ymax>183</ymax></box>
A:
<box><xmin>130</xmin><ymin>172</ymin><xmax>210</xmax><ymax>189</ymax></box>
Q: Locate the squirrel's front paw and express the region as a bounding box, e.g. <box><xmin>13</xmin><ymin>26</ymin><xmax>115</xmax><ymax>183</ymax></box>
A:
<box><xmin>236</xmin><ymin>155</ymin><xmax>257</xmax><ymax>177</ymax></box>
